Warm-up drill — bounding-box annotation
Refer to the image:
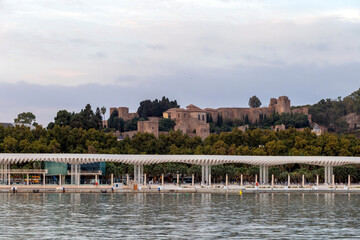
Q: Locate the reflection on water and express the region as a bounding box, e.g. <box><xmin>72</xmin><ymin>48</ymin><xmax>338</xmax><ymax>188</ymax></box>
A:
<box><xmin>0</xmin><ymin>193</ymin><xmax>360</xmax><ymax>239</ymax></box>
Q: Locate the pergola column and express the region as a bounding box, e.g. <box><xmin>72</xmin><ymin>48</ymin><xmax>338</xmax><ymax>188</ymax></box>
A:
<box><xmin>201</xmin><ymin>164</ymin><xmax>211</xmax><ymax>186</ymax></box>
<box><xmin>0</xmin><ymin>164</ymin><xmax>9</xmax><ymax>184</ymax></box>
<box><xmin>348</xmin><ymin>174</ymin><xmax>351</xmax><ymax>187</ymax></box>
<box><xmin>161</xmin><ymin>173</ymin><xmax>164</xmax><ymax>186</ymax></box>
<box><xmin>205</xmin><ymin>165</ymin><xmax>208</xmax><ymax>185</ymax></box>
<box><xmin>240</xmin><ymin>174</ymin><xmax>243</xmax><ymax>187</ymax></box>
<box><xmin>225</xmin><ymin>174</ymin><xmax>228</xmax><ymax>186</ymax></box>
<box><xmin>316</xmin><ymin>175</ymin><xmax>319</xmax><ymax>187</ymax></box>
<box><xmin>71</xmin><ymin>164</ymin><xmax>74</xmax><ymax>184</ymax></box>
<box><xmin>0</xmin><ymin>164</ymin><xmax>3</xmax><ymax>183</ymax></box>
<box><xmin>271</xmin><ymin>174</ymin><xmax>274</xmax><ymax>188</ymax></box>
<box><xmin>192</xmin><ymin>174</ymin><xmax>194</xmax><ymax>187</ymax></box>
<box><xmin>71</xmin><ymin>164</ymin><xmax>81</xmax><ymax>185</ymax></box>
<box><xmin>288</xmin><ymin>174</ymin><xmax>291</xmax><ymax>187</ymax></box>
<box><xmin>111</xmin><ymin>173</ymin><xmax>114</xmax><ymax>186</ymax></box>
<box><xmin>144</xmin><ymin>173</ymin><xmax>147</xmax><ymax>186</ymax></box>
<box><xmin>43</xmin><ymin>173</ymin><xmax>46</xmax><ymax>186</ymax></box>
<box><xmin>259</xmin><ymin>166</ymin><xmax>269</xmax><ymax>185</ymax></box>
<box><xmin>324</xmin><ymin>166</ymin><xmax>333</xmax><ymax>185</ymax></box>
<box><xmin>302</xmin><ymin>174</ymin><xmax>305</xmax><ymax>188</ymax></box>
<box><xmin>201</xmin><ymin>165</ymin><xmax>205</xmax><ymax>185</ymax></box>
<box><xmin>134</xmin><ymin>165</ymin><xmax>137</xmax><ymax>183</ymax></box>
<box><xmin>59</xmin><ymin>175</ymin><xmax>62</xmax><ymax>187</ymax></box>
<box><xmin>177</xmin><ymin>174</ymin><xmax>179</xmax><ymax>186</ymax></box>
<box><xmin>27</xmin><ymin>174</ymin><xmax>29</xmax><ymax>185</ymax></box>
<box><xmin>2</xmin><ymin>164</ymin><xmax>9</xmax><ymax>185</ymax></box>
<box><xmin>133</xmin><ymin>164</ymin><xmax>144</xmax><ymax>185</ymax></box>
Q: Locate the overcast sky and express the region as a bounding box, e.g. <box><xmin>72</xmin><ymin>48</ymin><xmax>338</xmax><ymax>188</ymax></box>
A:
<box><xmin>0</xmin><ymin>0</ymin><xmax>359</xmax><ymax>125</ymax></box>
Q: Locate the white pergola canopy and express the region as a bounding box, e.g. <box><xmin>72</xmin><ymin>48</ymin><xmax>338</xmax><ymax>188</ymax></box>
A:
<box><xmin>0</xmin><ymin>154</ymin><xmax>360</xmax><ymax>167</ymax></box>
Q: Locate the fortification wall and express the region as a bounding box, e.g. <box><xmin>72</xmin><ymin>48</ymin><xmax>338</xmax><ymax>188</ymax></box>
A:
<box><xmin>137</xmin><ymin>117</ymin><xmax>159</xmax><ymax>137</ymax></box>
<box><xmin>206</xmin><ymin>96</ymin><xmax>292</xmax><ymax>124</ymax></box>
<box><xmin>109</xmin><ymin>107</ymin><xmax>138</xmax><ymax>121</ymax></box>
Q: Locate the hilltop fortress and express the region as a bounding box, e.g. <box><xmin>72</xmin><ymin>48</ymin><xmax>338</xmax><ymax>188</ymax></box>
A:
<box><xmin>110</xmin><ymin>96</ymin><xmax>311</xmax><ymax>139</ymax></box>
<box><xmin>163</xmin><ymin>96</ymin><xmax>311</xmax><ymax>139</ymax></box>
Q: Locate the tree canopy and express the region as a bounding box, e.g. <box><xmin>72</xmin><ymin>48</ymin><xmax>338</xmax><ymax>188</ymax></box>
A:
<box><xmin>248</xmin><ymin>96</ymin><xmax>262</xmax><ymax>108</ymax></box>
<box><xmin>137</xmin><ymin>96</ymin><xmax>179</xmax><ymax>118</ymax></box>
<box><xmin>48</xmin><ymin>104</ymin><xmax>102</xmax><ymax>130</ymax></box>
<box><xmin>14</xmin><ymin>112</ymin><xmax>36</xmax><ymax>125</ymax></box>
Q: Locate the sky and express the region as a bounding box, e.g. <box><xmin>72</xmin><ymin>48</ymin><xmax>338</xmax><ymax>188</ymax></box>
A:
<box><xmin>0</xmin><ymin>0</ymin><xmax>359</xmax><ymax>125</ymax></box>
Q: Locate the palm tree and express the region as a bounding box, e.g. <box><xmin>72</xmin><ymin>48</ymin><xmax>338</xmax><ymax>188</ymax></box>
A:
<box><xmin>101</xmin><ymin>106</ymin><xmax>106</xmax><ymax>127</ymax></box>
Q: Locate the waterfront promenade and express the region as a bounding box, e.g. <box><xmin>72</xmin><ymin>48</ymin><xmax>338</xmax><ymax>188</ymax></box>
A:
<box><xmin>1</xmin><ymin>153</ymin><xmax>360</xmax><ymax>193</ymax></box>
<box><xmin>1</xmin><ymin>182</ymin><xmax>360</xmax><ymax>194</ymax></box>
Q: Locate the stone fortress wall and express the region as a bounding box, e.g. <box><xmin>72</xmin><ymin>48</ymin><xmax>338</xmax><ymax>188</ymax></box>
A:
<box><xmin>206</xmin><ymin>96</ymin><xmax>310</xmax><ymax>124</ymax></box>
<box><xmin>109</xmin><ymin>107</ymin><xmax>138</xmax><ymax>121</ymax></box>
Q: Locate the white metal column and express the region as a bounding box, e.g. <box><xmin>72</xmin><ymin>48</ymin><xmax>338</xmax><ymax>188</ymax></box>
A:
<box><xmin>324</xmin><ymin>166</ymin><xmax>333</xmax><ymax>185</ymax></box>
<box><xmin>324</xmin><ymin>166</ymin><xmax>327</xmax><ymax>185</ymax></box>
<box><xmin>259</xmin><ymin>166</ymin><xmax>269</xmax><ymax>185</ymax></box>
<box><xmin>205</xmin><ymin>165</ymin><xmax>209</xmax><ymax>185</ymax></box>
<box><xmin>133</xmin><ymin>165</ymin><xmax>144</xmax><ymax>184</ymax></box>
<box><xmin>1</xmin><ymin>164</ymin><xmax>9</xmax><ymax>184</ymax></box>
<box><xmin>265</xmin><ymin>166</ymin><xmax>269</xmax><ymax>184</ymax></box>
<box><xmin>134</xmin><ymin>164</ymin><xmax>138</xmax><ymax>183</ymax></box>
<box><xmin>201</xmin><ymin>165</ymin><xmax>205</xmax><ymax>185</ymax></box>
<box><xmin>208</xmin><ymin>165</ymin><xmax>211</xmax><ymax>186</ymax></box>
<box><xmin>71</xmin><ymin>164</ymin><xmax>80</xmax><ymax>185</ymax></box>
<box><xmin>71</xmin><ymin>164</ymin><xmax>75</xmax><ymax>184</ymax></box>
<box><xmin>0</xmin><ymin>164</ymin><xmax>3</xmax><ymax>183</ymax></box>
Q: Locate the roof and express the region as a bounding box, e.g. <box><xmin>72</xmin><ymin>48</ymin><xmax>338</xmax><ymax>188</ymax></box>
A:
<box><xmin>164</xmin><ymin>108</ymin><xmax>185</xmax><ymax>112</ymax></box>
<box><xmin>0</xmin><ymin>154</ymin><xmax>359</xmax><ymax>167</ymax></box>
<box><xmin>186</xmin><ymin>104</ymin><xmax>201</xmax><ymax>110</ymax></box>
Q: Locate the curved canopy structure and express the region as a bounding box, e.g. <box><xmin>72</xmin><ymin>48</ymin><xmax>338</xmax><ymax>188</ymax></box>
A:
<box><xmin>0</xmin><ymin>154</ymin><xmax>360</xmax><ymax>166</ymax></box>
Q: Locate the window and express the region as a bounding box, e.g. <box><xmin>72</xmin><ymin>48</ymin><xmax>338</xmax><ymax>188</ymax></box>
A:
<box><xmin>178</xmin><ymin>113</ymin><xmax>180</xmax><ymax>118</ymax></box>
<box><xmin>198</xmin><ymin>115</ymin><xmax>200</xmax><ymax>120</ymax></box>
<box><xmin>202</xmin><ymin>115</ymin><xmax>204</xmax><ymax>121</ymax></box>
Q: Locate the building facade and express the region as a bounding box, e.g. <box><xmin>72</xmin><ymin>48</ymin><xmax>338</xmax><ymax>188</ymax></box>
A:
<box><xmin>163</xmin><ymin>104</ymin><xmax>210</xmax><ymax>139</ymax></box>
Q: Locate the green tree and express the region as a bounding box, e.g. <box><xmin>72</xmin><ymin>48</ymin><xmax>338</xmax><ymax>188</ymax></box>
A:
<box><xmin>248</xmin><ymin>95</ymin><xmax>262</xmax><ymax>108</ymax></box>
<box><xmin>137</xmin><ymin>96</ymin><xmax>179</xmax><ymax>118</ymax></box>
<box><xmin>14</xmin><ymin>112</ymin><xmax>36</xmax><ymax>125</ymax></box>
<box><xmin>54</xmin><ymin>110</ymin><xmax>72</xmax><ymax>127</ymax></box>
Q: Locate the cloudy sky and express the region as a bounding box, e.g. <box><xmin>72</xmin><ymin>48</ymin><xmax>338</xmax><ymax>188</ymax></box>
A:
<box><xmin>0</xmin><ymin>0</ymin><xmax>359</xmax><ymax>125</ymax></box>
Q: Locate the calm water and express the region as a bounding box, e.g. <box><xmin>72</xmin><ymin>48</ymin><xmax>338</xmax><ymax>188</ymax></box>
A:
<box><xmin>0</xmin><ymin>193</ymin><xmax>359</xmax><ymax>239</ymax></box>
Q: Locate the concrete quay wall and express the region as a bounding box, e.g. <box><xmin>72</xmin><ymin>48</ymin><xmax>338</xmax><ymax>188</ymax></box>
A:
<box><xmin>1</xmin><ymin>184</ymin><xmax>360</xmax><ymax>194</ymax></box>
